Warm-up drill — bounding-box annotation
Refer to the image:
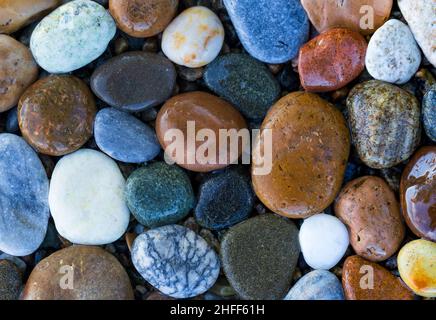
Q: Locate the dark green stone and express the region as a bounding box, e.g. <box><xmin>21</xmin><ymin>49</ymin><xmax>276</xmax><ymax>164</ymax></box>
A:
<box><xmin>125</xmin><ymin>162</ymin><xmax>195</xmax><ymax>228</ymax></box>
<box><xmin>220</xmin><ymin>214</ymin><xmax>300</xmax><ymax>300</ymax></box>
<box><xmin>423</xmin><ymin>85</ymin><xmax>436</xmax><ymax>142</ymax></box>
<box><xmin>203</xmin><ymin>53</ymin><xmax>281</xmax><ymax>121</ymax></box>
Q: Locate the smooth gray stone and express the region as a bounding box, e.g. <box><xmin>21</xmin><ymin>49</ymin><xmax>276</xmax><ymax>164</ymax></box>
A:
<box><xmin>94</xmin><ymin>107</ymin><xmax>160</xmax><ymax>163</ymax></box>
<box><xmin>284</xmin><ymin>270</ymin><xmax>345</xmax><ymax>300</ymax></box>
<box><xmin>0</xmin><ymin>134</ymin><xmax>49</xmax><ymax>256</ymax></box>
<box><xmin>132</xmin><ymin>225</ymin><xmax>220</xmax><ymax>299</ymax></box>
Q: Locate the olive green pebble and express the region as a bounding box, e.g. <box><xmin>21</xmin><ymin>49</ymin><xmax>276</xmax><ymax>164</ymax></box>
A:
<box><xmin>0</xmin><ymin>260</ymin><xmax>22</xmax><ymax>300</ymax></box>
<box><xmin>125</xmin><ymin>162</ymin><xmax>195</xmax><ymax>228</ymax></box>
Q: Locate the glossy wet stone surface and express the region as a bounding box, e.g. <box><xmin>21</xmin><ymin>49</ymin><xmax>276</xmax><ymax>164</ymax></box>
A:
<box><xmin>156</xmin><ymin>91</ymin><xmax>247</xmax><ymax>172</ymax></box>
<box><xmin>91</xmin><ymin>51</ymin><xmax>176</xmax><ymax>112</ymax></box>
<box><xmin>301</xmin><ymin>0</ymin><xmax>393</xmax><ymax>35</ymax></box>
<box><xmin>203</xmin><ymin>53</ymin><xmax>281</xmax><ymax>120</ymax></box>
<box><xmin>347</xmin><ymin>80</ymin><xmax>421</xmax><ymax>169</ymax></box>
<box><xmin>18</xmin><ymin>75</ymin><xmax>96</xmax><ymax>156</ymax></box>
<box><xmin>0</xmin><ymin>134</ymin><xmax>49</xmax><ymax>257</ymax></box>
<box><xmin>285</xmin><ymin>270</ymin><xmax>344</xmax><ymax>300</ymax></box>
<box><xmin>0</xmin><ymin>260</ymin><xmax>22</xmax><ymax>300</ymax></box>
<box><xmin>132</xmin><ymin>225</ymin><xmax>220</xmax><ymax>299</ymax></box>
<box><xmin>335</xmin><ymin>176</ymin><xmax>405</xmax><ymax>262</ymax></box>
<box><xmin>125</xmin><ymin>162</ymin><xmax>195</xmax><ymax>228</ymax></box>
<box><xmin>298</xmin><ymin>28</ymin><xmax>367</xmax><ymax>92</ymax></box>
<box><xmin>252</xmin><ymin>92</ymin><xmax>350</xmax><ymax>218</ymax></box>
<box><xmin>423</xmin><ymin>86</ymin><xmax>436</xmax><ymax>141</ymax></box>
<box><xmin>0</xmin><ymin>0</ymin><xmax>60</xmax><ymax>34</ymax></box>
<box><xmin>0</xmin><ymin>35</ymin><xmax>38</xmax><ymax>112</ymax></box>
<box><xmin>400</xmin><ymin>147</ymin><xmax>436</xmax><ymax>241</ymax></box>
<box><xmin>94</xmin><ymin>107</ymin><xmax>161</xmax><ymax>163</ymax></box>
<box><xmin>22</xmin><ymin>246</ymin><xmax>134</xmax><ymax>300</ymax></box>
<box><xmin>221</xmin><ymin>215</ymin><xmax>300</xmax><ymax>300</ymax></box>
<box><xmin>109</xmin><ymin>0</ymin><xmax>178</xmax><ymax>38</ymax></box>
<box><xmin>343</xmin><ymin>255</ymin><xmax>414</xmax><ymax>300</ymax></box>
<box><xmin>194</xmin><ymin>167</ymin><xmax>254</xmax><ymax>230</ymax></box>
<box><xmin>224</xmin><ymin>0</ymin><xmax>309</xmax><ymax>64</ymax></box>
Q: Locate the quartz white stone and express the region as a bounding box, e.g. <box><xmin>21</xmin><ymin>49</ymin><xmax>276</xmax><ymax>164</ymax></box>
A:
<box><xmin>398</xmin><ymin>0</ymin><xmax>436</xmax><ymax>68</ymax></box>
<box><xmin>49</xmin><ymin>149</ymin><xmax>130</xmax><ymax>245</ymax></box>
<box><xmin>366</xmin><ymin>19</ymin><xmax>421</xmax><ymax>84</ymax></box>
<box><xmin>30</xmin><ymin>0</ymin><xmax>116</xmax><ymax>73</ymax></box>
<box><xmin>162</xmin><ymin>6</ymin><xmax>224</xmax><ymax>68</ymax></box>
<box><xmin>299</xmin><ymin>213</ymin><xmax>349</xmax><ymax>270</ymax></box>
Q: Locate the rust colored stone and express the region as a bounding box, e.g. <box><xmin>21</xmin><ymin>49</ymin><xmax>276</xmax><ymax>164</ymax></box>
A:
<box><xmin>18</xmin><ymin>75</ymin><xmax>96</xmax><ymax>156</ymax></box>
<box><xmin>301</xmin><ymin>0</ymin><xmax>393</xmax><ymax>35</ymax></box>
<box><xmin>335</xmin><ymin>176</ymin><xmax>405</xmax><ymax>262</ymax></box>
<box><xmin>252</xmin><ymin>92</ymin><xmax>350</xmax><ymax>218</ymax></box>
<box><xmin>400</xmin><ymin>146</ymin><xmax>436</xmax><ymax>242</ymax></box>
<box><xmin>0</xmin><ymin>0</ymin><xmax>60</xmax><ymax>34</ymax></box>
<box><xmin>156</xmin><ymin>91</ymin><xmax>247</xmax><ymax>172</ymax></box>
<box><xmin>109</xmin><ymin>0</ymin><xmax>178</xmax><ymax>38</ymax></box>
<box><xmin>21</xmin><ymin>246</ymin><xmax>134</xmax><ymax>300</ymax></box>
<box><xmin>342</xmin><ymin>255</ymin><xmax>414</xmax><ymax>300</ymax></box>
<box><xmin>0</xmin><ymin>35</ymin><xmax>38</xmax><ymax>112</ymax></box>
<box><xmin>298</xmin><ymin>28</ymin><xmax>367</xmax><ymax>92</ymax></box>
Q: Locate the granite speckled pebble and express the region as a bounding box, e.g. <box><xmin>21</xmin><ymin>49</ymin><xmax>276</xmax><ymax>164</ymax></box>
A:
<box><xmin>194</xmin><ymin>167</ymin><xmax>254</xmax><ymax>230</ymax></box>
<box><xmin>224</xmin><ymin>0</ymin><xmax>309</xmax><ymax>64</ymax></box>
<box><xmin>125</xmin><ymin>162</ymin><xmax>195</xmax><ymax>228</ymax></box>
<box><xmin>203</xmin><ymin>53</ymin><xmax>281</xmax><ymax>120</ymax></box>
<box><xmin>0</xmin><ymin>134</ymin><xmax>49</xmax><ymax>256</ymax></box>
<box><xmin>423</xmin><ymin>85</ymin><xmax>436</xmax><ymax>141</ymax></box>
<box><xmin>0</xmin><ymin>260</ymin><xmax>22</xmax><ymax>300</ymax></box>
<box><xmin>132</xmin><ymin>225</ymin><xmax>220</xmax><ymax>299</ymax></box>
<box><xmin>366</xmin><ymin>20</ymin><xmax>421</xmax><ymax>85</ymax></box>
<box><xmin>94</xmin><ymin>107</ymin><xmax>160</xmax><ymax>163</ymax></box>
<box><xmin>284</xmin><ymin>270</ymin><xmax>344</xmax><ymax>300</ymax></box>
<box><xmin>30</xmin><ymin>0</ymin><xmax>116</xmax><ymax>73</ymax></box>
<box><xmin>221</xmin><ymin>215</ymin><xmax>300</xmax><ymax>300</ymax></box>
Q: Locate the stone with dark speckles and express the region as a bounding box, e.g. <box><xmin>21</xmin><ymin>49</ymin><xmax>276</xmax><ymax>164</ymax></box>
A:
<box><xmin>132</xmin><ymin>225</ymin><xmax>220</xmax><ymax>299</ymax></box>
<box><xmin>0</xmin><ymin>260</ymin><xmax>22</xmax><ymax>300</ymax></box>
<box><xmin>423</xmin><ymin>85</ymin><xmax>436</xmax><ymax>142</ymax></box>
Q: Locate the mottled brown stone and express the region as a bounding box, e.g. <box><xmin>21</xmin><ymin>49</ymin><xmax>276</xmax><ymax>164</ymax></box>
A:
<box><xmin>156</xmin><ymin>91</ymin><xmax>247</xmax><ymax>172</ymax></box>
<box><xmin>18</xmin><ymin>75</ymin><xmax>96</xmax><ymax>156</ymax></box>
<box><xmin>0</xmin><ymin>0</ymin><xmax>61</xmax><ymax>34</ymax></box>
<box><xmin>21</xmin><ymin>246</ymin><xmax>134</xmax><ymax>300</ymax></box>
<box><xmin>335</xmin><ymin>176</ymin><xmax>405</xmax><ymax>262</ymax></box>
<box><xmin>298</xmin><ymin>28</ymin><xmax>367</xmax><ymax>92</ymax></box>
<box><xmin>252</xmin><ymin>92</ymin><xmax>350</xmax><ymax>218</ymax></box>
<box><xmin>109</xmin><ymin>0</ymin><xmax>178</xmax><ymax>38</ymax></box>
<box><xmin>342</xmin><ymin>255</ymin><xmax>414</xmax><ymax>300</ymax></box>
<box><xmin>400</xmin><ymin>146</ymin><xmax>436</xmax><ymax>241</ymax></box>
<box><xmin>0</xmin><ymin>35</ymin><xmax>38</xmax><ymax>112</ymax></box>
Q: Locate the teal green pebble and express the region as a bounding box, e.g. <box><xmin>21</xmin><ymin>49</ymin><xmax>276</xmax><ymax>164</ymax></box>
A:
<box><xmin>203</xmin><ymin>53</ymin><xmax>281</xmax><ymax>120</ymax></box>
<box><xmin>125</xmin><ymin>162</ymin><xmax>195</xmax><ymax>228</ymax></box>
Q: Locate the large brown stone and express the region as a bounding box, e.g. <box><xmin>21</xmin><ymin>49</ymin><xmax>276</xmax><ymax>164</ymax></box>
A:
<box><xmin>0</xmin><ymin>35</ymin><xmax>38</xmax><ymax>112</ymax></box>
<box><xmin>18</xmin><ymin>75</ymin><xmax>96</xmax><ymax>156</ymax></box>
<box><xmin>0</xmin><ymin>0</ymin><xmax>60</xmax><ymax>34</ymax></box>
<box><xmin>21</xmin><ymin>246</ymin><xmax>134</xmax><ymax>300</ymax></box>
<box><xmin>252</xmin><ymin>92</ymin><xmax>350</xmax><ymax>218</ymax></box>
<box><xmin>400</xmin><ymin>146</ymin><xmax>436</xmax><ymax>242</ymax></box>
<box><xmin>335</xmin><ymin>176</ymin><xmax>405</xmax><ymax>262</ymax></box>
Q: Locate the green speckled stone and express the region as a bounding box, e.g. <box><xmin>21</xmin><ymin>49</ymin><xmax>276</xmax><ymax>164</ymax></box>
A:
<box><xmin>125</xmin><ymin>162</ymin><xmax>195</xmax><ymax>228</ymax></box>
<box><xmin>203</xmin><ymin>53</ymin><xmax>281</xmax><ymax>120</ymax></box>
<box><xmin>347</xmin><ymin>80</ymin><xmax>421</xmax><ymax>169</ymax></box>
<box><xmin>221</xmin><ymin>214</ymin><xmax>300</xmax><ymax>300</ymax></box>
<box><xmin>423</xmin><ymin>85</ymin><xmax>436</xmax><ymax>141</ymax></box>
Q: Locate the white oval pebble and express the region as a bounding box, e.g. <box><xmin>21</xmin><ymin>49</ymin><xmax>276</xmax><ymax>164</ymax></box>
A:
<box><xmin>30</xmin><ymin>0</ymin><xmax>116</xmax><ymax>73</ymax></box>
<box><xmin>49</xmin><ymin>149</ymin><xmax>130</xmax><ymax>245</ymax></box>
<box><xmin>299</xmin><ymin>213</ymin><xmax>349</xmax><ymax>270</ymax></box>
<box><xmin>366</xmin><ymin>19</ymin><xmax>421</xmax><ymax>84</ymax></box>
<box><xmin>162</xmin><ymin>6</ymin><xmax>224</xmax><ymax>68</ymax></box>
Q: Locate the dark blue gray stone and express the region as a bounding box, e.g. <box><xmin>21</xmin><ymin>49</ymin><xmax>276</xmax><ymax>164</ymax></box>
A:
<box><xmin>132</xmin><ymin>225</ymin><xmax>220</xmax><ymax>298</ymax></box>
<box><xmin>194</xmin><ymin>167</ymin><xmax>254</xmax><ymax>230</ymax></box>
<box><xmin>423</xmin><ymin>85</ymin><xmax>436</xmax><ymax>141</ymax></box>
<box><xmin>224</xmin><ymin>0</ymin><xmax>309</xmax><ymax>64</ymax></box>
<box><xmin>6</xmin><ymin>107</ymin><xmax>19</xmax><ymax>133</ymax></box>
<box><xmin>284</xmin><ymin>270</ymin><xmax>345</xmax><ymax>300</ymax></box>
<box><xmin>94</xmin><ymin>107</ymin><xmax>161</xmax><ymax>163</ymax></box>
<box><xmin>0</xmin><ymin>134</ymin><xmax>49</xmax><ymax>256</ymax></box>
<box><xmin>204</xmin><ymin>53</ymin><xmax>281</xmax><ymax>120</ymax></box>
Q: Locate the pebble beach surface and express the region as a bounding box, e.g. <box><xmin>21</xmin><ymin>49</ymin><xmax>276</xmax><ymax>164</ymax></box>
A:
<box><xmin>0</xmin><ymin>0</ymin><xmax>435</xmax><ymax>301</ymax></box>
